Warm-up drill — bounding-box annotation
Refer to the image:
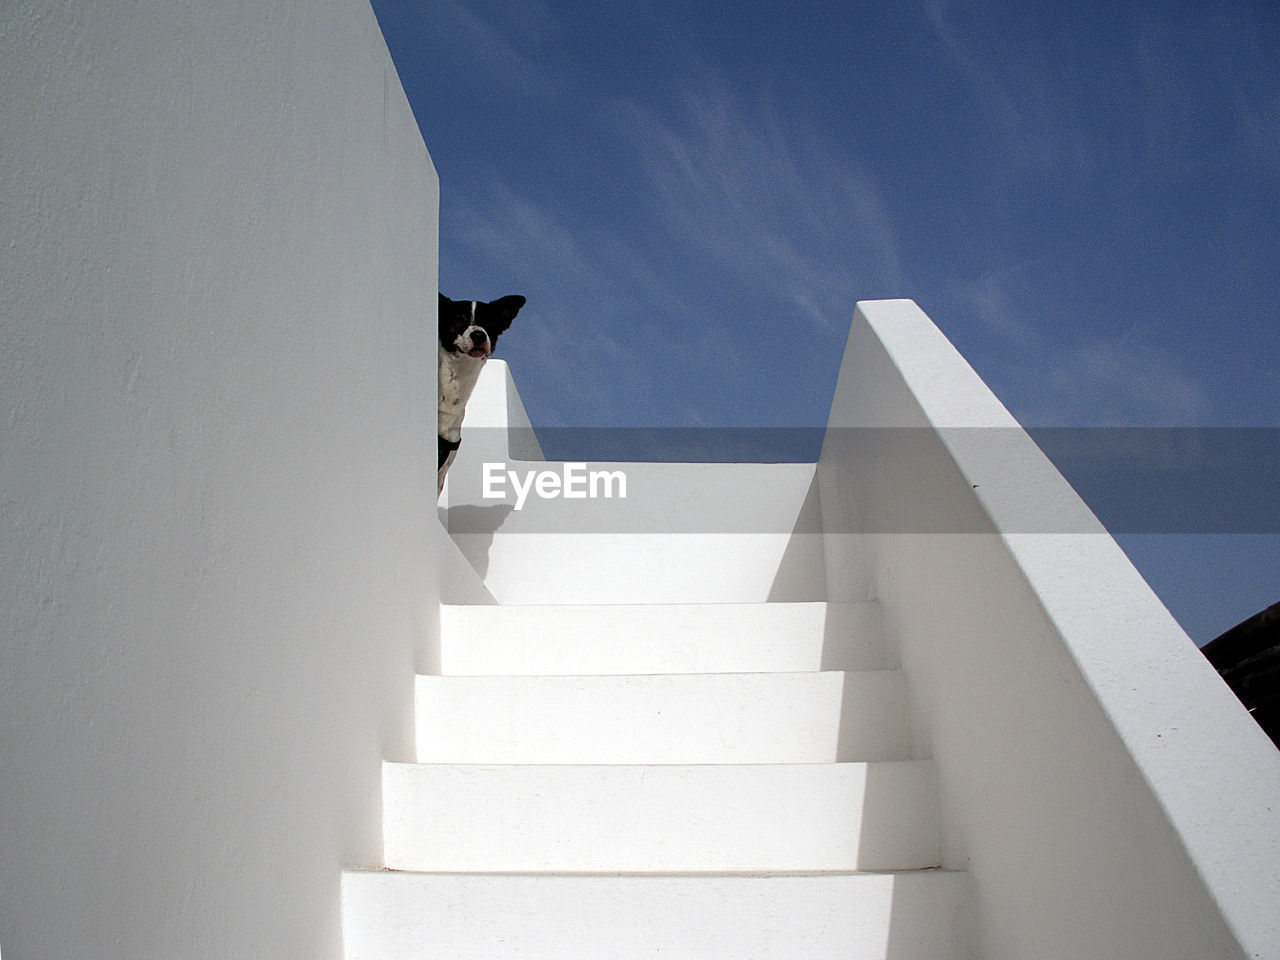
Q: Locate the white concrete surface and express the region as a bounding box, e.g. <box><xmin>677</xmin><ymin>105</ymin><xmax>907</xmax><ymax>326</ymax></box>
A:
<box><xmin>450</xmin><ymin>529</ymin><xmax>826</xmax><ymax>602</ymax></box>
<box><xmin>439</xmin><ymin>600</ymin><xmax>892</xmax><ymax>674</ymax></box>
<box><xmin>342</xmin><ymin>869</ymin><xmax>976</xmax><ymax>960</ymax></box>
<box><xmin>436</xmin><ymin>522</ymin><xmax>497</xmax><ymax>610</ymax></box>
<box><xmin>382</xmin><ymin>760</ymin><xmax>941</xmax><ymax>872</ymax></box>
<box><xmin>414</xmin><ymin>670</ymin><xmax>909</xmax><ymax>763</ymax></box>
<box><xmin>0</xmin><ymin>3</ymin><xmax>445</xmax><ymax>958</ymax></box>
<box><xmin>440</xmin><ymin>362</ymin><xmax>827</xmax><ymax>603</ymax></box>
<box><xmin>348</xmin><ymin>343</ymin><xmax>970</xmax><ymax>954</ymax></box>
<box><xmin>818</xmin><ymin>300</ymin><xmax>1280</xmax><ymax>960</ymax></box>
<box><xmin>437</xmin><ymin>359</ymin><xmax>544</xmax><ymax>475</ymax></box>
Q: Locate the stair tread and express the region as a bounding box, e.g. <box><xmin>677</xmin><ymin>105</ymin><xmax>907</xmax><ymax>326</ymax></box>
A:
<box><xmin>420</xmin><ymin>670</ymin><xmax>896</xmax><ymax>684</ymax></box>
<box><xmin>352</xmin><ymin>866</ymin><xmax>962</xmax><ymax>877</ymax></box>
<box><xmin>382</xmin><ymin>760</ymin><xmax>941</xmax><ymax>775</ymax></box>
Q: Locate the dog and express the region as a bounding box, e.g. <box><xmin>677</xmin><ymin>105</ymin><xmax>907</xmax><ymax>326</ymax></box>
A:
<box><xmin>438</xmin><ymin>292</ymin><xmax>525</xmax><ymax>493</ymax></box>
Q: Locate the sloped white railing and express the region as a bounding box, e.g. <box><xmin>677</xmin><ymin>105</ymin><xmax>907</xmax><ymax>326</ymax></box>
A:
<box><xmin>816</xmin><ymin>299</ymin><xmax>1280</xmax><ymax>960</ymax></box>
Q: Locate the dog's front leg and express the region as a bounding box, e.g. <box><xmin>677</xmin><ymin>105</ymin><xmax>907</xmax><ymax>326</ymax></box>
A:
<box><xmin>437</xmin><ymin>435</ymin><xmax>461</xmax><ymax>494</ymax></box>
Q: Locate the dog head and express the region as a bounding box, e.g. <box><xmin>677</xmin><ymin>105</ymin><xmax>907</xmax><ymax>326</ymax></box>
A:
<box><xmin>438</xmin><ymin>293</ymin><xmax>525</xmax><ymax>360</ymax></box>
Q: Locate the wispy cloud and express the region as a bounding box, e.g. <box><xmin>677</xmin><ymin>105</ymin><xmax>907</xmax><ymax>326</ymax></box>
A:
<box><xmin>922</xmin><ymin>0</ymin><xmax>1073</xmax><ymax>182</ymax></box>
<box><xmin>1055</xmin><ymin>335</ymin><xmax>1211</xmax><ymax>426</ymax></box>
<box><xmin>432</xmin><ymin>7</ymin><xmax>1255</xmax><ymax>431</ymax></box>
<box><xmin>926</xmin><ymin>0</ymin><xmax>1280</xmax><ymax>192</ymax></box>
<box><xmin>949</xmin><ymin>266</ymin><xmax>1045</xmax><ymax>347</ymax></box>
<box><xmin>438</xmin><ymin>68</ymin><xmax>910</xmax><ymax>422</ymax></box>
<box><xmin>923</xmin><ymin>2</ymin><xmax>1025</xmax><ymax>141</ymax></box>
<box><xmin>444</xmin><ymin>174</ymin><xmax>699</xmax><ymax>424</ymax></box>
<box><xmin>619</xmin><ymin>76</ymin><xmax>906</xmax><ymax>331</ymax></box>
<box><xmin>950</xmin><ymin>267</ymin><xmax>1211</xmax><ymax>426</ymax></box>
<box><xmin>920</xmin><ymin>1</ymin><xmax>1245</xmax><ymax>426</ymax></box>
<box><xmin>446</xmin><ymin>172</ymin><xmax>695</xmax><ymax>331</ymax></box>
<box><xmin>427</xmin><ymin>0</ymin><xmax>562</xmax><ymax>96</ymax></box>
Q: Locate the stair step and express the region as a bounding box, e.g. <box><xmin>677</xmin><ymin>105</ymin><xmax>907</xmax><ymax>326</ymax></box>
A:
<box><xmin>342</xmin><ymin>868</ymin><xmax>975</xmax><ymax>960</ymax></box>
<box><xmin>414</xmin><ymin>671</ymin><xmax>909</xmax><ymax>763</ymax></box>
<box><xmin>450</xmin><ymin>530</ymin><xmax>826</xmax><ymax>604</ymax></box>
<box><xmin>382</xmin><ymin>761</ymin><xmax>940</xmax><ymax>873</ymax></box>
<box><xmin>439</xmin><ymin>601</ymin><xmax>890</xmax><ymax>674</ymax></box>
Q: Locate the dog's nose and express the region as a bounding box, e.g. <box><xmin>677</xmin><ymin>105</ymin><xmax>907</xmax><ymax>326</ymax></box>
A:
<box><xmin>469</xmin><ymin>329</ymin><xmax>487</xmax><ymax>345</ymax></box>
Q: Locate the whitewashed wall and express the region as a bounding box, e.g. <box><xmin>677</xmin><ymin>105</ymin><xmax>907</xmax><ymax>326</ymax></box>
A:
<box><xmin>0</xmin><ymin>3</ymin><xmax>444</xmax><ymax>957</ymax></box>
<box><xmin>818</xmin><ymin>300</ymin><xmax>1280</xmax><ymax>960</ymax></box>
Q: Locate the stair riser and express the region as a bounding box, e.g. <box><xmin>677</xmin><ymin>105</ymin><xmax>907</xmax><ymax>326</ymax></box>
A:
<box><xmin>415</xmin><ymin>672</ymin><xmax>909</xmax><ymax>764</ymax></box>
<box><xmin>342</xmin><ymin>870</ymin><xmax>976</xmax><ymax>960</ymax></box>
<box><xmin>449</xmin><ymin>532</ymin><xmax>826</xmax><ymax>605</ymax></box>
<box><xmin>382</xmin><ymin>761</ymin><xmax>941</xmax><ymax>873</ymax></box>
<box><xmin>439</xmin><ymin>602</ymin><xmax>890</xmax><ymax>674</ymax></box>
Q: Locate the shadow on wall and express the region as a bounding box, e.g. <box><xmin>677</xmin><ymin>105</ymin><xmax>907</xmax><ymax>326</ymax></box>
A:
<box><xmin>443</xmin><ymin>504</ymin><xmax>514</xmax><ymax>579</ymax></box>
<box><xmin>883</xmin><ymin>872</ymin><xmax>978</xmax><ymax>959</ymax></box>
<box><xmin>767</xmin><ymin>476</ymin><xmax>826</xmax><ymax>602</ymax></box>
<box><xmin>820</xmin><ymin>602</ymin><xmax>893</xmax><ymax>671</ymax></box>
<box><xmin>835</xmin><ymin>672</ymin><xmax>907</xmax><ymax>762</ymax></box>
<box><xmin>858</xmin><ymin>765</ymin><xmax>979</xmax><ymax>956</ymax></box>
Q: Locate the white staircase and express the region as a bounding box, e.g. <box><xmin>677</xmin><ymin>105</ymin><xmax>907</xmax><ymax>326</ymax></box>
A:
<box><xmin>342</xmin><ymin>587</ymin><xmax>976</xmax><ymax>957</ymax></box>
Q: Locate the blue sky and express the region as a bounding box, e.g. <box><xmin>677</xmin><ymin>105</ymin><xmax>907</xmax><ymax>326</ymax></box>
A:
<box><xmin>371</xmin><ymin>0</ymin><xmax>1279</xmax><ymax>644</ymax></box>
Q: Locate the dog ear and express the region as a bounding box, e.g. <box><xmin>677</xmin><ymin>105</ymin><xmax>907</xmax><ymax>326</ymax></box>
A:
<box><xmin>487</xmin><ymin>295</ymin><xmax>525</xmax><ymax>330</ymax></box>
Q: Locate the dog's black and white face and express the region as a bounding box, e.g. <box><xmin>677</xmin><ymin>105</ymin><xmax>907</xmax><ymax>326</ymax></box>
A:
<box><xmin>438</xmin><ymin>293</ymin><xmax>525</xmax><ymax>360</ymax></box>
<box><xmin>437</xmin><ymin>292</ymin><xmax>525</xmax><ymax>495</ymax></box>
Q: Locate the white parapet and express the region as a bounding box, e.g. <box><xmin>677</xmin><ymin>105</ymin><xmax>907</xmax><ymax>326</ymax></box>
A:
<box><xmin>818</xmin><ymin>299</ymin><xmax>1280</xmax><ymax>960</ymax></box>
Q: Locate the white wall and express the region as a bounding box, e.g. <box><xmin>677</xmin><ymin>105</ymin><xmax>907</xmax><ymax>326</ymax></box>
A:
<box><xmin>0</xmin><ymin>3</ymin><xmax>445</xmax><ymax>957</ymax></box>
<box><xmin>818</xmin><ymin>300</ymin><xmax>1280</xmax><ymax>960</ymax></box>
